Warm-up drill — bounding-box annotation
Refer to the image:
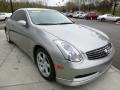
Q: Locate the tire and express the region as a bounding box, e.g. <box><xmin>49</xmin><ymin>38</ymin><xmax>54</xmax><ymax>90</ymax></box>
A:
<box><xmin>4</xmin><ymin>17</ymin><xmax>8</xmax><ymax>21</ymax></box>
<box><xmin>85</xmin><ymin>17</ymin><xmax>90</xmax><ymax>20</ymax></box>
<box><xmin>85</xmin><ymin>17</ymin><xmax>87</xmax><ymax>20</ymax></box>
<box><xmin>35</xmin><ymin>48</ymin><xmax>56</xmax><ymax>81</ymax></box>
<box><xmin>116</xmin><ymin>19</ymin><xmax>120</xmax><ymax>22</ymax></box>
<box><xmin>5</xmin><ymin>29</ymin><xmax>12</xmax><ymax>43</ymax></box>
<box><xmin>101</xmin><ymin>18</ymin><xmax>105</xmax><ymax>22</ymax></box>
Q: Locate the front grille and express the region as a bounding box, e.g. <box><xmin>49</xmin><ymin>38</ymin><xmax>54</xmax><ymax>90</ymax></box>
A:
<box><xmin>86</xmin><ymin>43</ymin><xmax>112</xmax><ymax>60</ymax></box>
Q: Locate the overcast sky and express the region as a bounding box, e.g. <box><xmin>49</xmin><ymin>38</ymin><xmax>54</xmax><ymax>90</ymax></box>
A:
<box><xmin>16</xmin><ymin>0</ymin><xmax>68</xmax><ymax>6</ymax></box>
<box><xmin>47</xmin><ymin>0</ymin><xmax>68</xmax><ymax>6</ymax></box>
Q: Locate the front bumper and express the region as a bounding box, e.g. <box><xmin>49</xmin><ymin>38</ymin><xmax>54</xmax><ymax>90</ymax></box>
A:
<box><xmin>56</xmin><ymin>63</ymin><xmax>111</xmax><ymax>86</ymax></box>
<box><xmin>55</xmin><ymin>47</ymin><xmax>115</xmax><ymax>86</ymax></box>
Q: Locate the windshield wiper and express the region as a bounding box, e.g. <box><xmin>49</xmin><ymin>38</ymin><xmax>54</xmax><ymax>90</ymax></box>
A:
<box><xmin>36</xmin><ymin>22</ymin><xmax>73</xmax><ymax>25</ymax></box>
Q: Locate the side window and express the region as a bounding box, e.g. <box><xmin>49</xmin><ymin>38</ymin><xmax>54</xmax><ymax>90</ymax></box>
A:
<box><xmin>11</xmin><ymin>10</ymin><xmax>27</xmax><ymax>22</ymax></box>
<box><xmin>0</xmin><ymin>13</ymin><xmax>5</xmax><ymax>15</ymax></box>
<box><xmin>107</xmin><ymin>14</ymin><xmax>112</xmax><ymax>17</ymax></box>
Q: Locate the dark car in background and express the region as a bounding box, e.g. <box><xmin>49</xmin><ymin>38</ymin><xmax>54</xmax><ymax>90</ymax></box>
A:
<box><xmin>65</xmin><ymin>12</ymin><xmax>73</xmax><ymax>17</ymax></box>
<box><xmin>85</xmin><ymin>12</ymin><xmax>98</xmax><ymax>20</ymax></box>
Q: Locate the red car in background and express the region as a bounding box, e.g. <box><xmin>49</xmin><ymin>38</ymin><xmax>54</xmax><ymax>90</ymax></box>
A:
<box><xmin>84</xmin><ymin>12</ymin><xmax>98</xmax><ymax>20</ymax></box>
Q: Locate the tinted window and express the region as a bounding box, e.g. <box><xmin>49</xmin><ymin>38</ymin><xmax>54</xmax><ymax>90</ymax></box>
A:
<box><xmin>107</xmin><ymin>14</ymin><xmax>113</xmax><ymax>17</ymax></box>
<box><xmin>28</xmin><ymin>10</ymin><xmax>72</xmax><ymax>25</ymax></box>
<box><xmin>0</xmin><ymin>13</ymin><xmax>5</xmax><ymax>15</ymax></box>
<box><xmin>11</xmin><ymin>10</ymin><xmax>27</xmax><ymax>21</ymax></box>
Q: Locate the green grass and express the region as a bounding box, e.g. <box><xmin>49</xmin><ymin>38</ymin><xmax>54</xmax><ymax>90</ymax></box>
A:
<box><xmin>116</xmin><ymin>10</ymin><xmax>120</xmax><ymax>16</ymax></box>
<box><xmin>115</xmin><ymin>7</ymin><xmax>120</xmax><ymax>16</ymax></box>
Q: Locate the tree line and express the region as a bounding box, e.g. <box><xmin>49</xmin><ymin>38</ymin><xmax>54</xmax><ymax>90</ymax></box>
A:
<box><xmin>0</xmin><ymin>0</ymin><xmax>119</xmax><ymax>16</ymax></box>
<box><xmin>64</xmin><ymin>0</ymin><xmax>120</xmax><ymax>16</ymax></box>
<box><xmin>0</xmin><ymin>0</ymin><xmax>44</xmax><ymax>12</ymax></box>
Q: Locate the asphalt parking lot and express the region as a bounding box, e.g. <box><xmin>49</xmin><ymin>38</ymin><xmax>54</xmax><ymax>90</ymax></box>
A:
<box><xmin>0</xmin><ymin>20</ymin><xmax>120</xmax><ymax>89</ymax></box>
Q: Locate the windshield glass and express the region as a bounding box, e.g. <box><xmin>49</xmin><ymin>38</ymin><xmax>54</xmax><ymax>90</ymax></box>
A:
<box><xmin>28</xmin><ymin>10</ymin><xmax>72</xmax><ymax>25</ymax></box>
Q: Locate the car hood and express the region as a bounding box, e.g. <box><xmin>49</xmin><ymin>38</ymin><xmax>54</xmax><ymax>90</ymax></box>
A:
<box><xmin>36</xmin><ymin>24</ymin><xmax>109</xmax><ymax>52</ymax></box>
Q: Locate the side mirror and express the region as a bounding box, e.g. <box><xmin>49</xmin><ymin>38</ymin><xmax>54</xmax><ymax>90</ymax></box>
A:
<box><xmin>17</xmin><ymin>20</ymin><xmax>26</xmax><ymax>26</ymax></box>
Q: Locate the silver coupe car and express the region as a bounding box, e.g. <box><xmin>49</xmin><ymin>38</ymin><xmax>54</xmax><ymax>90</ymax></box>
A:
<box><xmin>5</xmin><ymin>8</ymin><xmax>115</xmax><ymax>86</ymax></box>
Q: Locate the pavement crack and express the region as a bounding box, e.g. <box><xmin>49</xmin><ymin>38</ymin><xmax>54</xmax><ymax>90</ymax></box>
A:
<box><xmin>0</xmin><ymin>81</ymin><xmax>64</xmax><ymax>89</ymax></box>
<box><xmin>0</xmin><ymin>81</ymin><xmax>40</xmax><ymax>88</ymax></box>
<box><xmin>0</xmin><ymin>45</ymin><xmax>15</xmax><ymax>68</ymax></box>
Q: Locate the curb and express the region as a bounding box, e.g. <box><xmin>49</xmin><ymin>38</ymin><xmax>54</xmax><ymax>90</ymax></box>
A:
<box><xmin>0</xmin><ymin>24</ymin><xmax>5</xmax><ymax>30</ymax></box>
<box><xmin>116</xmin><ymin>21</ymin><xmax>120</xmax><ymax>25</ymax></box>
<box><xmin>111</xmin><ymin>65</ymin><xmax>120</xmax><ymax>73</ymax></box>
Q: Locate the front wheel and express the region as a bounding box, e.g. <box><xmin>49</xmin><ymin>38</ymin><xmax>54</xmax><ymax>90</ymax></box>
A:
<box><xmin>4</xmin><ymin>17</ymin><xmax>8</xmax><ymax>21</ymax></box>
<box><xmin>116</xmin><ymin>19</ymin><xmax>120</xmax><ymax>22</ymax></box>
<box><xmin>101</xmin><ymin>18</ymin><xmax>105</xmax><ymax>22</ymax></box>
<box><xmin>35</xmin><ymin>48</ymin><xmax>56</xmax><ymax>81</ymax></box>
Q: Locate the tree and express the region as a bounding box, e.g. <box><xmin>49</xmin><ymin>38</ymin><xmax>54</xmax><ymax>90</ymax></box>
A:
<box><xmin>80</xmin><ymin>4</ymin><xmax>88</xmax><ymax>11</ymax></box>
<box><xmin>112</xmin><ymin>0</ymin><xmax>119</xmax><ymax>15</ymax></box>
<box><xmin>80</xmin><ymin>3</ymin><xmax>86</xmax><ymax>11</ymax></box>
<box><xmin>96</xmin><ymin>0</ymin><xmax>112</xmax><ymax>14</ymax></box>
<box><xmin>65</xmin><ymin>2</ymin><xmax>78</xmax><ymax>12</ymax></box>
<box><xmin>0</xmin><ymin>0</ymin><xmax>44</xmax><ymax>12</ymax></box>
<box><xmin>86</xmin><ymin>3</ymin><xmax>96</xmax><ymax>11</ymax></box>
<box><xmin>10</xmin><ymin>0</ymin><xmax>14</xmax><ymax>13</ymax></box>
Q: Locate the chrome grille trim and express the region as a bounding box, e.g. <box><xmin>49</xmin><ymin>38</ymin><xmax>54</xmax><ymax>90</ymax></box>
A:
<box><xmin>86</xmin><ymin>43</ymin><xmax>112</xmax><ymax>60</ymax></box>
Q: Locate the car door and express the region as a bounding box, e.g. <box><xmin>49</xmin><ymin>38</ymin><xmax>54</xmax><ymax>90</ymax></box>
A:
<box><xmin>106</xmin><ymin>14</ymin><xmax>115</xmax><ymax>21</ymax></box>
<box><xmin>10</xmin><ymin>10</ymin><xmax>33</xmax><ymax>55</ymax></box>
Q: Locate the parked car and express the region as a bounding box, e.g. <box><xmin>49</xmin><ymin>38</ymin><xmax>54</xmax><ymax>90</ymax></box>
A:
<box><xmin>62</xmin><ymin>12</ymin><xmax>67</xmax><ymax>16</ymax></box>
<box><xmin>0</xmin><ymin>12</ymin><xmax>12</xmax><ymax>21</ymax></box>
<box><xmin>97</xmin><ymin>14</ymin><xmax>120</xmax><ymax>22</ymax></box>
<box><xmin>65</xmin><ymin>12</ymin><xmax>73</xmax><ymax>17</ymax></box>
<box><xmin>5</xmin><ymin>8</ymin><xmax>115</xmax><ymax>86</ymax></box>
<box><xmin>72</xmin><ymin>11</ymin><xmax>86</xmax><ymax>18</ymax></box>
<box><xmin>6</xmin><ymin>13</ymin><xmax>12</xmax><ymax>17</ymax></box>
<box><xmin>84</xmin><ymin>12</ymin><xmax>98</xmax><ymax>20</ymax></box>
<box><xmin>78</xmin><ymin>13</ymin><xmax>86</xmax><ymax>19</ymax></box>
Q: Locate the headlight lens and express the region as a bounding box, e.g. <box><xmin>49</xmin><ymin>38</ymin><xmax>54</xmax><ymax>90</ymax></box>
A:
<box><xmin>55</xmin><ymin>40</ymin><xmax>83</xmax><ymax>62</ymax></box>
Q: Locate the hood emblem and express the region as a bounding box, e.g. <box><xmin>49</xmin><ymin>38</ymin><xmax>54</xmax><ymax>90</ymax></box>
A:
<box><xmin>104</xmin><ymin>49</ymin><xmax>110</xmax><ymax>54</ymax></box>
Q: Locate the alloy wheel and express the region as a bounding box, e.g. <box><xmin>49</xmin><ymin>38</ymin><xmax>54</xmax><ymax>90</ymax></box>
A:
<box><xmin>37</xmin><ymin>51</ymin><xmax>51</xmax><ymax>77</ymax></box>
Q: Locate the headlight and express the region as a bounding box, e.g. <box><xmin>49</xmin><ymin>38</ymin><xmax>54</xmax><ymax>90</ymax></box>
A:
<box><xmin>54</xmin><ymin>40</ymin><xmax>83</xmax><ymax>62</ymax></box>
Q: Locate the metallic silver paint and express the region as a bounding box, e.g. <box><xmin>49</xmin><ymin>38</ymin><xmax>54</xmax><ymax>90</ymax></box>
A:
<box><xmin>6</xmin><ymin>8</ymin><xmax>115</xmax><ymax>86</ymax></box>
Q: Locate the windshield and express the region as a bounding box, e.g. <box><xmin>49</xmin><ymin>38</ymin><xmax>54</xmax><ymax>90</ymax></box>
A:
<box><xmin>28</xmin><ymin>10</ymin><xmax>73</xmax><ymax>25</ymax></box>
